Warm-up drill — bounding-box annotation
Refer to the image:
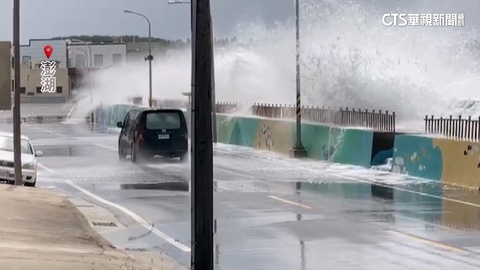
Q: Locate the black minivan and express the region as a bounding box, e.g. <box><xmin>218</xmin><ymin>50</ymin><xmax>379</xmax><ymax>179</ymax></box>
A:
<box><xmin>117</xmin><ymin>108</ymin><xmax>188</xmax><ymax>162</ymax></box>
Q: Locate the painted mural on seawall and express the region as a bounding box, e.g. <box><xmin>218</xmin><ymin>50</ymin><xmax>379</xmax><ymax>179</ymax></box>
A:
<box><xmin>216</xmin><ymin>114</ymin><xmax>376</xmax><ymax>168</ymax></box>
<box><xmin>217</xmin><ymin>114</ymin><xmax>480</xmax><ymax>190</ymax></box>
<box><xmin>392</xmin><ymin>134</ymin><xmax>480</xmax><ymax>189</ymax></box>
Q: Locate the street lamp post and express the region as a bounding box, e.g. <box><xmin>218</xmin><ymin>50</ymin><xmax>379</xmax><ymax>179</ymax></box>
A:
<box><xmin>123</xmin><ymin>10</ymin><xmax>153</xmax><ymax>107</ymax></box>
<box><xmin>167</xmin><ymin>0</ymin><xmax>218</xmax><ymax>143</ymax></box>
<box><xmin>290</xmin><ymin>0</ymin><xmax>307</xmax><ymax>158</ymax></box>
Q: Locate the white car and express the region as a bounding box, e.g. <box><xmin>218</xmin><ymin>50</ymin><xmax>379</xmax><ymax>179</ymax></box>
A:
<box><xmin>0</xmin><ymin>132</ymin><xmax>43</xmax><ymax>187</ymax></box>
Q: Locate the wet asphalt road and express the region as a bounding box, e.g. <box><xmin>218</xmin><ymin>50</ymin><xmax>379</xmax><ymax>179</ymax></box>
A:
<box><xmin>4</xmin><ymin>122</ymin><xmax>480</xmax><ymax>269</ymax></box>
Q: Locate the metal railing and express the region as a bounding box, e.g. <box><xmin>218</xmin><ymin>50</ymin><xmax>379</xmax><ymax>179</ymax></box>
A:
<box><xmin>125</xmin><ymin>97</ymin><xmax>188</xmax><ymax>108</ymax></box>
<box><xmin>156</xmin><ymin>98</ymin><xmax>187</xmax><ymax>108</ymax></box>
<box><xmin>425</xmin><ymin>115</ymin><xmax>480</xmax><ymax>141</ymax></box>
<box><xmin>215</xmin><ymin>102</ymin><xmax>396</xmax><ymax>132</ymax></box>
<box><xmin>120</xmin><ymin>99</ymin><xmax>395</xmax><ymax>131</ymax></box>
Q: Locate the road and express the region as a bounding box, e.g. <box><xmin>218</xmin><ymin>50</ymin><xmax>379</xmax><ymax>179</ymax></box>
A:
<box><xmin>4</xmin><ymin>121</ymin><xmax>480</xmax><ymax>269</ymax></box>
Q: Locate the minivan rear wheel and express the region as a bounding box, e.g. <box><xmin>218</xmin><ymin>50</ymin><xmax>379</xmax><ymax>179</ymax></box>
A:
<box><xmin>131</xmin><ymin>143</ymin><xmax>138</xmax><ymax>163</ymax></box>
<box><xmin>118</xmin><ymin>144</ymin><xmax>126</xmax><ymax>160</ymax></box>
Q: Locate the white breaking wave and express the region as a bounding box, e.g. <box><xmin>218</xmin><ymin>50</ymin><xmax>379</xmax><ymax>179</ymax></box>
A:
<box><xmin>72</xmin><ymin>0</ymin><xmax>480</xmax><ymax>125</ymax></box>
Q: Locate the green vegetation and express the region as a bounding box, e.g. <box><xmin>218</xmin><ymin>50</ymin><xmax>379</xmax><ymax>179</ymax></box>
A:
<box><xmin>51</xmin><ymin>35</ymin><xmax>237</xmax><ymax>48</ymax></box>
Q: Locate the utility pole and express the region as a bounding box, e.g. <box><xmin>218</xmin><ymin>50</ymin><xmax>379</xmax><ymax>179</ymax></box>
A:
<box><xmin>190</xmin><ymin>0</ymin><xmax>214</xmax><ymax>269</ymax></box>
<box><xmin>290</xmin><ymin>0</ymin><xmax>307</xmax><ymax>158</ymax></box>
<box><xmin>209</xmin><ymin>12</ymin><xmax>217</xmax><ymax>143</ymax></box>
<box><xmin>13</xmin><ymin>0</ymin><xmax>22</xmax><ymax>185</ymax></box>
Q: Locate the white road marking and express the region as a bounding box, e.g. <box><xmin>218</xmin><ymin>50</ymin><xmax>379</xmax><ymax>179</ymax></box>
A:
<box><xmin>94</xmin><ymin>144</ymin><xmax>117</xmax><ymax>151</ymax></box>
<box><xmin>37</xmin><ymin>163</ymin><xmax>55</xmax><ymax>173</ymax></box>
<box><xmin>213</xmin><ymin>148</ymin><xmax>480</xmax><ymax>209</ymax></box>
<box><xmin>216</xmin><ymin>167</ymin><xmax>257</xmax><ymax>179</ymax></box>
<box><xmin>268</xmin><ymin>195</ymin><xmax>312</xmax><ymax>209</ymax></box>
<box><xmin>34</xmin><ymin>162</ymin><xmax>191</xmax><ymax>252</ymax></box>
<box><xmin>66</xmin><ymin>180</ymin><xmax>191</xmax><ymax>252</ymax></box>
<box><xmin>387</xmin><ymin>230</ymin><xmax>463</xmax><ymax>252</ymax></box>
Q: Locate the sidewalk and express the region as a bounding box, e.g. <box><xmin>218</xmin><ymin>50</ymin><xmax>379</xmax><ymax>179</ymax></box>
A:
<box><xmin>0</xmin><ymin>184</ymin><xmax>187</xmax><ymax>270</ymax></box>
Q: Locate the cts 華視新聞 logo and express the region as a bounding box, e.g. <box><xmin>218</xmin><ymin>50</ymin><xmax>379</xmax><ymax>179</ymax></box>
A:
<box><xmin>382</xmin><ymin>13</ymin><xmax>465</xmax><ymax>27</ymax></box>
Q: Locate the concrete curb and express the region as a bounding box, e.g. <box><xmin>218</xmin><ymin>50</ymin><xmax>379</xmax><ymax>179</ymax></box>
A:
<box><xmin>68</xmin><ymin>195</ymin><xmax>189</xmax><ymax>270</ymax></box>
<box><xmin>61</xmin><ymin>197</ymin><xmax>118</xmax><ymax>251</ymax></box>
<box><xmin>0</xmin><ymin>115</ymin><xmax>66</xmax><ymax>124</ymax></box>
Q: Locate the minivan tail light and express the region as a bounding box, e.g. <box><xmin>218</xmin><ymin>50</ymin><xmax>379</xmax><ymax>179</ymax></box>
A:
<box><xmin>136</xmin><ymin>125</ymin><xmax>145</xmax><ymax>143</ymax></box>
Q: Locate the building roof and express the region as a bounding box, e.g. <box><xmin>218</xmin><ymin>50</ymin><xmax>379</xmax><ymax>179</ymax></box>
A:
<box><xmin>126</xmin><ymin>42</ymin><xmax>149</xmax><ymax>51</ymax></box>
<box><xmin>19</xmin><ymin>38</ymin><xmax>66</xmax><ymax>47</ymax></box>
<box><xmin>126</xmin><ymin>42</ymin><xmax>168</xmax><ymax>52</ymax></box>
<box><xmin>69</xmin><ymin>42</ymin><xmax>126</xmax><ymax>47</ymax></box>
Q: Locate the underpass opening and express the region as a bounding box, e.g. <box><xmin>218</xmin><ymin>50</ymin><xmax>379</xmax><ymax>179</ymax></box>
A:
<box><xmin>370</xmin><ymin>132</ymin><xmax>404</xmax><ymax>167</ymax></box>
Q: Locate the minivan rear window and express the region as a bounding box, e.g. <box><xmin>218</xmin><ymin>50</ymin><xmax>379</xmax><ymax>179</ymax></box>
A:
<box><xmin>145</xmin><ymin>112</ymin><xmax>181</xmax><ymax>130</ymax></box>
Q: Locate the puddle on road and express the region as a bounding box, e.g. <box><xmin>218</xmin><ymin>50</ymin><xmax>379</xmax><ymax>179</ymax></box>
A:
<box><xmin>296</xmin><ymin>180</ymin><xmax>480</xmax><ymax>232</ymax></box>
<box><xmin>371</xmin><ymin>184</ymin><xmax>394</xmax><ymax>200</ymax></box>
<box><xmin>86</xmin><ymin>181</ymin><xmax>190</xmax><ymax>192</ymax></box>
<box><xmin>120</xmin><ymin>181</ymin><xmax>189</xmax><ymax>191</ymax></box>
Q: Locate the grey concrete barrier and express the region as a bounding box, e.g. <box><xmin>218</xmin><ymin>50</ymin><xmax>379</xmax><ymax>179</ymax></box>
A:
<box><xmin>23</xmin><ymin>115</ymin><xmax>66</xmax><ymax>124</ymax></box>
<box><xmin>0</xmin><ymin>115</ymin><xmax>66</xmax><ymax>124</ymax></box>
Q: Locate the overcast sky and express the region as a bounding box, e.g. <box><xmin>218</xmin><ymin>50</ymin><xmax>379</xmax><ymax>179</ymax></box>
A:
<box><xmin>0</xmin><ymin>0</ymin><xmax>478</xmax><ymax>44</ymax></box>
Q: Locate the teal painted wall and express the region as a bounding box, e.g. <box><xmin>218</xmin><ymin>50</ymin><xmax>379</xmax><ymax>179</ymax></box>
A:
<box><xmin>216</xmin><ymin>115</ymin><xmax>260</xmax><ymax>148</ymax></box>
<box><xmin>216</xmin><ymin>114</ymin><xmax>375</xmax><ymax>168</ymax></box>
<box><xmin>232</xmin><ymin>117</ymin><xmax>260</xmax><ymax>147</ymax></box>
<box><xmin>337</xmin><ymin>129</ymin><xmax>374</xmax><ymax>167</ymax></box>
<box><xmin>391</xmin><ymin>134</ymin><xmax>443</xmax><ymax>180</ymax></box>
<box><xmin>300</xmin><ymin>123</ymin><xmax>373</xmax><ymax>167</ymax></box>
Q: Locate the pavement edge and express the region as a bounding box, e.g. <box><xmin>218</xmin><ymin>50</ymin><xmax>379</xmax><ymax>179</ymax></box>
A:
<box><xmin>65</xmin><ymin>195</ymin><xmax>189</xmax><ymax>270</ymax></box>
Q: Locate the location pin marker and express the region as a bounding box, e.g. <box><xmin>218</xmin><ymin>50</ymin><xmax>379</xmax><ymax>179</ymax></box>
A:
<box><xmin>44</xmin><ymin>45</ymin><xmax>53</xmax><ymax>59</ymax></box>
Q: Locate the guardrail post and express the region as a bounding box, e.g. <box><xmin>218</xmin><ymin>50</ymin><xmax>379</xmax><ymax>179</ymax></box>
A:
<box><xmin>377</xmin><ymin>110</ymin><xmax>382</xmax><ymax>130</ymax></box>
<box><xmin>477</xmin><ymin>117</ymin><xmax>480</xmax><ymax>141</ymax></box>
<box><xmin>466</xmin><ymin>116</ymin><xmax>472</xmax><ymax>141</ymax></box>
<box><xmin>384</xmin><ymin>110</ymin><xmax>388</xmax><ymax>131</ymax></box>
<box><xmin>457</xmin><ymin>115</ymin><xmax>462</xmax><ymax>139</ymax></box>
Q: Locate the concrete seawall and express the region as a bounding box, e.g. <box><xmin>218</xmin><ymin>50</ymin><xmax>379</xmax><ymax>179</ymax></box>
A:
<box><xmin>216</xmin><ymin>114</ymin><xmax>384</xmax><ymax>167</ymax></box>
<box><xmin>391</xmin><ymin>134</ymin><xmax>480</xmax><ymax>189</ymax></box>
<box><xmin>94</xmin><ymin>105</ymin><xmax>479</xmax><ymax>190</ymax></box>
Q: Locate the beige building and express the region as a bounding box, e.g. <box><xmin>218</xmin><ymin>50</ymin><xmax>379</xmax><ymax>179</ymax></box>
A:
<box><xmin>17</xmin><ymin>61</ymin><xmax>70</xmax><ymax>97</ymax></box>
<box><xmin>1</xmin><ymin>48</ymin><xmax>71</xmax><ymax>102</ymax></box>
